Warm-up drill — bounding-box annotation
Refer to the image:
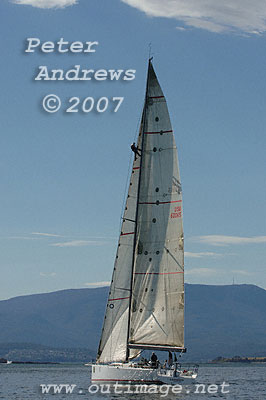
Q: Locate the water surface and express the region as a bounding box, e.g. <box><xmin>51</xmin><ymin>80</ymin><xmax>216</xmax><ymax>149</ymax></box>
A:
<box><xmin>0</xmin><ymin>363</ymin><xmax>265</xmax><ymax>399</ymax></box>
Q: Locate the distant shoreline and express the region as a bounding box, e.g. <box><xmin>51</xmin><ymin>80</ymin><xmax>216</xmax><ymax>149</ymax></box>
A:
<box><xmin>0</xmin><ymin>359</ymin><xmax>59</xmax><ymax>365</ymax></box>
<box><xmin>212</xmin><ymin>356</ymin><xmax>266</xmax><ymax>363</ymax></box>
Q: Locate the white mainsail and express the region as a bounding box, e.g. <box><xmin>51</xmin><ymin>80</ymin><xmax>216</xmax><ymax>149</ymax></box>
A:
<box><xmin>97</xmin><ymin>61</ymin><xmax>184</xmax><ymax>364</ymax></box>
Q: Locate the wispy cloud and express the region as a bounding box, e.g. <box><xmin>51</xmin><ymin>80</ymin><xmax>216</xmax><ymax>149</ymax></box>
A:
<box><xmin>2</xmin><ymin>232</ymin><xmax>114</xmax><ymax>247</ymax></box>
<box><xmin>7</xmin><ymin>236</ymin><xmax>41</xmax><ymax>240</ymax></box>
<box><xmin>4</xmin><ymin>232</ymin><xmax>63</xmax><ymax>241</ymax></box>
<box><xmin>121</xmin><ymin>0</ymin><xmax>266</xmax><ymax>34</ymax></box>
<box><xmin>12</xmin><ymin>0</ymin><xmax>77</xmax><ymax>8</ymax></box>
<box><xmin>192</xmin><ymin>235</ymin><xmax>266</xmax><ymax>246</ymax></box>
<box><xmin>51</xmin><ymin>240</ymin><xmax>107</xmax><ymax>247</ymax></box>
<box><xmin>40</xmin><ymin>272</ymin><xmax>56</xmax><ymax>277</ymax></box>
<box><xmin>84</xmin><ymin>281</ymin><xmax>110</xmax><ymax>288</ymax></box>
<box><xmin>185</xmin><ymin>251</ymin><xmax>222</xmax><ymax>258</ymax></box>
<box><xmin>31</xmin><ymin>232</ymin><xmax>63</xmax><ymax>238</ymax></box>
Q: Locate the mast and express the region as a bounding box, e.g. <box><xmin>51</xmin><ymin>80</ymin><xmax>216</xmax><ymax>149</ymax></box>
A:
<box><xmin>126</xmin><ymin>59</ymin><xmax>152</xmax><ymax>361</ymax></box>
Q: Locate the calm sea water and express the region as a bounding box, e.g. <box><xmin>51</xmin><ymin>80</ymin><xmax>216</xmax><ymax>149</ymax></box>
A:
<box><xmin>0</xmin><ymin>363</ymin><xmax>265</xmax><ymax>399</ymax></box>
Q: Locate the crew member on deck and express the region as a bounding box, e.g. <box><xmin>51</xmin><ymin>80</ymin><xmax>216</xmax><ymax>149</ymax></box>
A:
<box><xmin>168</xmin><ymin>351</ymin><xmax>173</xmax><ymax>367</ymax></box>
<box><xmin>151</xmin><ymin>352</ymin><xmax>158</xmax><ymax>368</ymax></box>
<box><xmin>131</xmin><ymin>142</ymin><xmax>141</xmax><ymax>160</ymax></box>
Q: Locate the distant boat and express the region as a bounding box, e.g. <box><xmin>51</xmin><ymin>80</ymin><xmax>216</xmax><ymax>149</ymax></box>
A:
<box><xmin>91</xmin><ymin>59</ymin><xmax>198</xmax><ymax>384</ymax></box>
<box><xmin>6</xmin><ymin>360</ymin><xmax>12</xmax><ymax>365</ymax></box>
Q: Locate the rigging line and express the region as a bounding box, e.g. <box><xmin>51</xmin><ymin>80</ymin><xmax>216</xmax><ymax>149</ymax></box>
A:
<box><xmin>150</xmin><ymin>310</ymin><xmax>168</xmax><ymax>336</ymax></box>
<box><xmin>164</xmin><ymin>246</ymin><xmax>184</xmax><ymax>270</ymax></box>
<box><xmin>122</xmin><ymin>218</ymin><xmax>136</xmax><ymax>223</ymax></box>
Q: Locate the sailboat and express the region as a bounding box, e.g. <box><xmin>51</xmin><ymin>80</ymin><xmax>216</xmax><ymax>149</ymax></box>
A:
<box><xmin>91</xmin><ymin>59</ymin><xmax>198</xmax><ymax>384</ymax></box>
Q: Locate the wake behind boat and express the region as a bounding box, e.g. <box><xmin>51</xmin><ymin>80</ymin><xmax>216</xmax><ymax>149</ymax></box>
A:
<box><xmin>91</xmin><ymin>59</ymin><xmax>198</xmax><ymax>384</ymax></box>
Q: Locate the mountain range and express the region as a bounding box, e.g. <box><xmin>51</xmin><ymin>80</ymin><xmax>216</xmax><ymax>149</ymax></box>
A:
<box><xmin>0</xmin><ymin>284</ymin><xmax>266</xmax><ymax>361</ymax></box>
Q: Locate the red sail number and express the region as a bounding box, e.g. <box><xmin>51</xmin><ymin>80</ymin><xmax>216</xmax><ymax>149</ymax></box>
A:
<box><xmin>171</xmin><ymin>206</ymin><xmax>181</xmax><ymax>219</ymax></box>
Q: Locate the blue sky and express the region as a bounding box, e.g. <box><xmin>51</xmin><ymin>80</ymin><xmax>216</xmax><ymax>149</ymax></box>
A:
<box><xmin>0</xmin><ymin>0</ymin><xmax>266</xmax><ymax>299</ymax></box>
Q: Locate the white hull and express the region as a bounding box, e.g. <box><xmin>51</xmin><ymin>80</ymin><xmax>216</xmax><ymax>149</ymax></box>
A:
<box><xmin>91</xmin><ymin>363</ymin><xmax>197</xmax><ymax>385</ymax></box>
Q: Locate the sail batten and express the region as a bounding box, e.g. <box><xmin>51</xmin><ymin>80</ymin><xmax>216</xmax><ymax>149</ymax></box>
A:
<box><xmin>97</xmin><ymin>61</ymin><xmax>184</xmax><ymax>363</ymax></box>
<box><xmin>128</xmin><ymin>344</ymin><xmax>186</xmax><ymax>352</ymax></box>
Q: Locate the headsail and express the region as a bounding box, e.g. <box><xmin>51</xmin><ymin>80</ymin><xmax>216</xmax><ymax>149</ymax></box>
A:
<box><xmin>96</xmin><ymin>118</ymin><xmax>143</xmax><ymax>364</ymax></box>
<box><xmin>97</xmin><ymin>60</ymin><xmax>185</xmax><ymax>364</ymax></box>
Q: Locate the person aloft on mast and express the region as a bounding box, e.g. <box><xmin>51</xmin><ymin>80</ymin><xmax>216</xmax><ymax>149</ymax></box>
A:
<box><xmin>131</xmin><ymin>142</ymin><xmax>141</xmax><ymax>160</ymax></box>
